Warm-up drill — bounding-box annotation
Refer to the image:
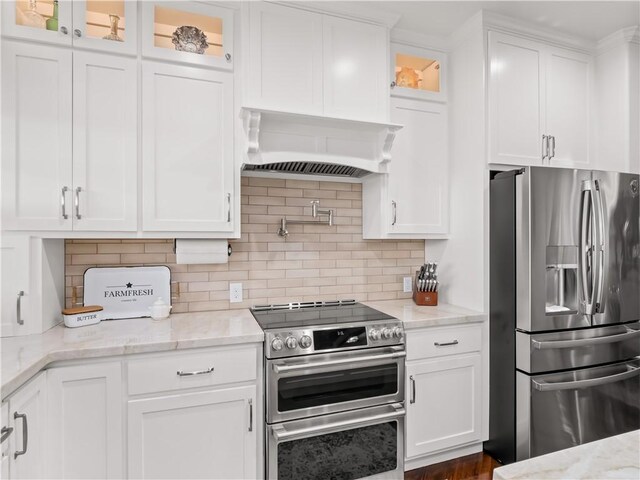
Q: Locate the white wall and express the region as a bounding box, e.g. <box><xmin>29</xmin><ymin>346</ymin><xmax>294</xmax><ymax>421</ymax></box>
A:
<box><xmin>425</xmin><ymin>14</ymin><xmax>487</xmax><ymax>313</ymax></box>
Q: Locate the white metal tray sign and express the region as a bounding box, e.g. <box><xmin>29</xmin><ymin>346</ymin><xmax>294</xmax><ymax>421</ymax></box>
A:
<box><xmin>83</xmin><ymin>266</ymin><xmax>171</xmax><ymax>320</ymax></box>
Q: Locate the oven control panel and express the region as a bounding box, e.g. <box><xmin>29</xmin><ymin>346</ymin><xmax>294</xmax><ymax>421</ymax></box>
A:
<box><xmin>265</xmin><ymin>322</ymin><xmax>404</xmax><ymax>358</ymax></box>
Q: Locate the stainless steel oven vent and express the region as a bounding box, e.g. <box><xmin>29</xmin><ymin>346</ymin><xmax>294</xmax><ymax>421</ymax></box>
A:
<box><xmin>243</xmin><ymin>162</ymin><xmax>371</xmax><ymax>178</ymax></box>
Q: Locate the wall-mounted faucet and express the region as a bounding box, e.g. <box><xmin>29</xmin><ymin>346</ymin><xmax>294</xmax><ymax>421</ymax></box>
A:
<box><xmin>277</xmin><ymin>201</ymin><xmax>334</xmax><ymax>238</ymax></box>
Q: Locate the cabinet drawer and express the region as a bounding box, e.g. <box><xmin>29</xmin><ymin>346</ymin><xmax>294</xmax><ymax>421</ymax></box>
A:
<box><xmin>407</xmin><ymin>324</ymin><xmax>482</xmax><ymax>361</ymax></box>
<box><xmin>127</xmin><ymin>346</ymin><xmax>257</xmax><ymax>396</ymax></box>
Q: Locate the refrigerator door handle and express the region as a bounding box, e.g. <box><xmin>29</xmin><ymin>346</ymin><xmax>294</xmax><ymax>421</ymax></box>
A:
<box><xmin>579</xmin><ymin>182</ymin><xmax>595</xmax><ymax>314</ymax></box>
<box><xmin>532</xmin><ymin>364</ymin><xmax>640</xmax><ymax>392</ymax></box>
<box><xmin>532</xmin><ymin>326</ymin><xmax>640</xmax><ymax>350</ymax></box>
<box><xmin>592</xmin><ymin>180</ymin><xmax>606</xmax><ymax>313</ymax></box>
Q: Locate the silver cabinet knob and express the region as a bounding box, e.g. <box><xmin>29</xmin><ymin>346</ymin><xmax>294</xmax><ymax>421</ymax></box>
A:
<box><xmin>225</xmin><ymin>53</ymin><xmax>231</xmax><ymax>62</ymax></box>
<box><xmin>382</xmin><ymin>328</ymin><xmax>393</xmax><ymax>339</ymax></box>
<box><xmin>392</xmin><ymin>327</ymin><xmax>403</xmax><ymax>339</ymax></box>
<box><xmin>299</xmin><ymin>335</ymin><xmax>312</xmax><ymax>349</ymax></box>
<box><xmin>369</xmin><ymin>329</ymin><xmax>381</xmax><ymax>341</ymax></box>
<box><xmin>271</xmin><ymin>338</ymin><xmax>284</xmax><ymax>351</ymax></box>
<box><xmin>60</xmin><ymin>26</ymin><xmax>68</xmax><ymax>35</ymax></box>
<box><xmin>285</xmin><ymin>336</ymin><xmax>298</xmax><ymax>349</ymax></box>
<box><xmin>390</xmin><ymin>81</ymin><xmax>396</xmax><ymax>89</ymax></box>
<box><xmin>74</xmin><ymin>29</ymin><xmax>82</xmax><ymax>37</ymax></box>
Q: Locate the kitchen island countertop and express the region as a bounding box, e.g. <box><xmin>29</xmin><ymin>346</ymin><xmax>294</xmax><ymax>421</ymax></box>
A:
<box><xmin>492</xmin><ymin>430</ymin><xmax>640</xmax><ymax>480</ymax></box>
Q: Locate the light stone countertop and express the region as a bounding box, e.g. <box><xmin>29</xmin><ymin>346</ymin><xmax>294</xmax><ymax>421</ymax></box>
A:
<box><xmin>1</xmin><ymin>309</ymin><xmax>263</xmax><ymax>400</ymax></box>
<box><xmin>363</xmin><ymin>299</ymin><xmax>486</xmax><ymax>329</ymax></box>
<box><xmin>492</xmin><ymin>430</ymin><xmax>640</xmax><ymax>480</ymax></box>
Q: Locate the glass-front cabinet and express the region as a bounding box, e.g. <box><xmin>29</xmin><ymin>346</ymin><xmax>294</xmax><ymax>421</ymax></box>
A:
<box><xmin>390</xmin><ymin>43</ymin><xmax>447</xmax><ymax>102</ymax></box>
<box><xmin>1</xmin><ymin>0</ymin><xmax>137</xmax><ymax>54</ymax></box>
<box><xmin>141</xmin><ymin>1</ymin><xmax>233</xmax><ymax>69</ymax></box>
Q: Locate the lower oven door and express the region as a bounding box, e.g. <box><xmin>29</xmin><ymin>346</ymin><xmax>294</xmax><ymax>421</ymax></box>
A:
<box><xmin>267</xmin><ymin>403</ymin><xmax>405</xmax><ymax>480</ymax></box>
<box><xmin>267</xmin><ymin>346</ymin><xmax>405</xmax><ymax>423</ymax></box>
<box><xmin>516</xmin><ymin>358</ymin><xmax>640</xmax><ymax>460</ymax></box>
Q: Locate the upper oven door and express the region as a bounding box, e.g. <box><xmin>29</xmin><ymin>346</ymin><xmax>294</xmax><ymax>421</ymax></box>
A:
<box><xmin>267</xmin><ymin>346</ymin><xmax>405</xmax><ymax>423</ymax></box>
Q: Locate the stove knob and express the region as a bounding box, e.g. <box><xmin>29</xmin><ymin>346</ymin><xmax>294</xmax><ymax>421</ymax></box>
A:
<box><xmin>299</xmin><ymin>335</ymin><xmax>312</xmax><ymax>349</ymax></box>
<box><xmin>382</xmin><ymin>328</ymin><xmax>393</xmax><ymax>339</ymax></box>
<box><xmin>285</xmin><ymin>336</ymin><xmax>298</xmax><ymax>349</ymax></box>
<box><xmin>271</xmin><ymin>337</ymin><xmax>284</xmax><ymax>352</ymax></box>
<box><xmin>369</xmin><ymin>329</ymin><xmax>381</xmax><ymax>341</ymax></box>
<box><xmin>392</xmin><ymin>327</ymin><xmax>404</xmax><ymax>339</ymax></box>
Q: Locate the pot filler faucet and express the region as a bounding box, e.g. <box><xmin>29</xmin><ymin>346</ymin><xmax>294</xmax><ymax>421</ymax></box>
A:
<box><xmin>277</xmin><ymin>200</ymin><xmax>334</xmax><ymax>237</ymax></box>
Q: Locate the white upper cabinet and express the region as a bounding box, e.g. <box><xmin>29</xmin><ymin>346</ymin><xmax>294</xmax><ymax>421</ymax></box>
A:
<box><xmin>363</xmin><ymin>97</ymin><xmax>449</xmax><ymax>238</ymax></box>
<box><xmin>1</xmin><ymin>41</ymin><xmax>73</xmax><ymax>231</ymax></box>
<box><xmin>488</xmin><ymin>31</ymin><xmax>592</xmax><ymax>168</ymax></box>
<box><xmin>72</xmin><ymin>51</ymin><xmax>137</xmax><ymax>231</ymax></box>
<box><xmin>322</xmin><ymin>15</ymin><xmax>388</xmax><ymax>122</ymax></box>
<box><xmin>245</xmin><ymin>2</ymin><xmax>389</xmax><ymax>122</ymax></box>
<box><xmin>247</xmin><ymin>1</ymin><xmax>323</xmax><ymax>114</ymax></box>
<box><xmin>390</xmin><ymin>43</ymin><xmax>447</xmax><ymax>102</ymax></box>
<box><xmin>1</xmin><ymin>1</ymin><xmax>137</xmax><ymax>54</ymax></box>
<box><xmin>142</xmin><ymin>62</ymin><xmax>235</xmax><ymax>233</ymax></box>
<box><xmin>141</xmin><ymin>1</ymin><xmax>233</xmax><ymax>70</ymax></box>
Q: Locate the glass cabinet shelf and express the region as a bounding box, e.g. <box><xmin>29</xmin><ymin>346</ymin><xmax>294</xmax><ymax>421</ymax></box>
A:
<box><xmin>391</xmin><ymin>44</ymin><xmax>447</xmax><ymax>102</ymax></box>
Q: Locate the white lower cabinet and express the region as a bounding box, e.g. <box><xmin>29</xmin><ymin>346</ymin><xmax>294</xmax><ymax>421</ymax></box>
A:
<box><xmin>127</xmin><ymin>385</ymin><xmax>257</xmax><ymax>479</ymax></box>
<box><xmin>46</xmin><ymin>362</ymin><xmax>123</xmax><ymax>479</ymax></box>
<box><xmin>1</xmin><ymin>402</ymin><xmax>9</xmax><ymax>479</ymax></box>
<box><xmin>6</xmin><ymin>372</ymin><xmax>47</xmax><ymax>479</ymax></box>
<box><xmin>405</xmin><ymin>324</ymin><xmax>483</xmax><ymax>465</ymax></box>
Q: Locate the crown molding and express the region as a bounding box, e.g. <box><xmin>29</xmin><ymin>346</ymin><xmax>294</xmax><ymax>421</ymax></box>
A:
<box><xmin>267</xmin><ymin>1</ymin><xmax>401</xmax><ymax>28</ymax></box>
<box><xmin>390</xmin><ymin>28</ymin><xmax>449</xmax><ymax>52</ymax></box>
<box><xmin>597</xmin><ymin>26</ymin><xmax>640</xmax><ymax>54</ymax></box>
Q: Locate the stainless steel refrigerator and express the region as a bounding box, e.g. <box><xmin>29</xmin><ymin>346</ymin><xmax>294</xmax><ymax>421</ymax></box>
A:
<box><xmin>485</xmin><ymin>167</ymin><xmax>640</xmax><ymax>464</ymax></box>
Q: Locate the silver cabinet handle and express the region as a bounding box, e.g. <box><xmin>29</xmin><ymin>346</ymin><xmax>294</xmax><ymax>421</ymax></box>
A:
<box><xmin>533</xmin><ymin>364</ymin><xmax>640</xmax><ymax>392</ymax></box>
<box><xmin>16</xmin><ymin>291</ymin><xmax>24</xmax><ymax>326</ymax></box>
<box><xmin>13</xmin><ymin>412</ymin><xmax>27</xmax><ymax>459</ymax></box>
<box><xmin>434</xmin><ymin>340</ymin><xmax>459</xmax><ymax>347</ymax></box>
<box><xmin>248</xmin><ymin>399</ymin><xmax>253</xmax><ymax>432</ymax></box>
<box><xmin>227</xmin><ymin>193</ymin><xmax>231</xmax><ymax>222</ymax></box>
<box><xmin>75</xmin><ymin>187</ymin><xmax>82</xmax><ymax>220</ymax></box>
<box><xmin>271</xmin><ymin>404</ymin><xmax>405</xmax><ymax>441</ymax></box>
<box><xmin>0</xmin><ymin>427</ymin><xmax>13</xmax><ymax>444</ymax></box>
<box><xmin>73</xmin><ymin>29</ymin><xmax>82</xmax><ymax>37</ymax></box>
<box><xmin>549</xmin><ymin>136</ymin><xmax>556</xmax><ymax>159</ymax></box>
<box><xmin>225</xmin><ymin>53</ymin><xmax>232</xmax><ymax>62</ymax></box>
<box><xmin>273</xmin><ymin>351</ymin><xmax>405</xmax><ymax>374</ymax></box>
<box><xmin>60</xmin><ymin>26</ymin><xmax>68</xmax><ymax>35</ymax></box>
<box><xmin>533</xmin><ymin>328</ymin><xmax>639</xmax><ymax>350</ymax></box>
<box><xmin>391</xmin><ymin>200</ymin><xmax>397</xmax><ymax>226</ymax></box>
<box><xmin>176</xmin><ymin>367</ymin><xmax>214</xmax><ymax>377</ymax></box>
<box><xmin>409</xmin><ymin>375</ymin><xmax>416</xmax><ymax>404</ymax></box>
<box><xmin>542</xmin><ymin>135</ymin><xmax>549</xmax><ymax>161</ymax></box>
<box><xmin>61</xmin><ymin>186</ymin><xmax>69</xmax><ymax>219</ymax></box>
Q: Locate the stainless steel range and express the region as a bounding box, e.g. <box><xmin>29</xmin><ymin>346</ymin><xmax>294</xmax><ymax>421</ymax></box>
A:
<box><xmin>251</xmin><ymin>300</ymin><xmax>406</xmax><ymax>480</ymax></box>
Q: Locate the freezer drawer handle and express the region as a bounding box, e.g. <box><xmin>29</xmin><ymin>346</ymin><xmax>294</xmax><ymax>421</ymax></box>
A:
<box><xmin>532</xmin><ymin>364</ymin><xmax>640</xmax><ymax>392</ymax></box>
<box><xmin>271</xmin><ymin>405</ymin><xmax>405</xmax><ymax>441</ymax></box>
<box><xmin>272</xmin><ymin>351</ymin><xmax>406</xmax><ymax>374</ymax></box>
<box><xmin>532</xmin><ymin>327</ymin><xmax>640</xmax><ymax>350</ymax></box>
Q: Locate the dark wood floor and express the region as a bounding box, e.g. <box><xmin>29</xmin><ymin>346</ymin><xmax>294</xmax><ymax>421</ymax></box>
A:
<box><xmin>405</xmin><ymin>452</ymin><xmax>501</xmax><ymax>480</ymax></box>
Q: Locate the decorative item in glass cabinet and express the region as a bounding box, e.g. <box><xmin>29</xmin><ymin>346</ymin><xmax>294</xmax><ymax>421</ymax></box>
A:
<box><xmin>102</xmin><ymin>14</ymin><xmax>123</xmax><ymax>42</ymax></box>
<box><xmin>172</xmin><ymin>26</ymin><xmax>209</xmax><ymax>54</ymax></box>
<box><xmin>45</xmin><ymin>0</ymin><xmax>58</xmax><ymax>31</ymax></box>
<box><xmin>18</xmin><ymin>0</ymin><xmax>46</xmax><ymax>29</ymax></box>
<box><xmin>395</xmin><ymin>67</ymin><xmax>420</xmax><ymax>89</ymax></box>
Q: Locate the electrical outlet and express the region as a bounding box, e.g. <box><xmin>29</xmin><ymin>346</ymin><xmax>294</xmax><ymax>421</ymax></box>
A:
<box><xmin>229</xmin><ymin>283</ymin><xmax>243</xmax><ymax>303</ymax></box>
<box><xmin>403</xmin><ymin>277</ymin><xmax>412</xmax><ymax>293</ymax></box>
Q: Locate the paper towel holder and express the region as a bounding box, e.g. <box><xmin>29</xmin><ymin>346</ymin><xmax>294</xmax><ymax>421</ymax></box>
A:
<box><xmin>172</xmin><ymin>241</ymin><xmax>233</xmax><ymax>256</ymax></box>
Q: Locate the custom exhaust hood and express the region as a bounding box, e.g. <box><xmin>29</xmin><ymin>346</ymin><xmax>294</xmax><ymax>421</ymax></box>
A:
<box><xmin>240</xmin><ymin>107</ymin><xmax>403</xmax><ymax>178</ymax></box>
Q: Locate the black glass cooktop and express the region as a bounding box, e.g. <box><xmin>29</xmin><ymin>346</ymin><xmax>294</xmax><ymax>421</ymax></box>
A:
<box><xmin>250</xmin><ymin>301</ymin><xmax>395</xmax><ymax>330</ymax></box>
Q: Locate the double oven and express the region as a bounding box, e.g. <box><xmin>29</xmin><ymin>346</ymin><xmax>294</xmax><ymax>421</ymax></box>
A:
<box><xmin>251</xmin><ymin>301</ymin><xmax>406</xmax><ymax>480</ymax></box>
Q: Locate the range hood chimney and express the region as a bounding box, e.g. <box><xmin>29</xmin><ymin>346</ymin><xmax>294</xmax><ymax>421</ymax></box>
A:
<box><xmin>241</xmin><ymin>107</ymin><xmax>402</xmax><ymax>178</ymax></box>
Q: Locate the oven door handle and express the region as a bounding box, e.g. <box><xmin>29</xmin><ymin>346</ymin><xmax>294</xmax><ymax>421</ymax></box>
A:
<box><xmin>272</xmin><ymin>351</ymin><xmax>406</xmax><ymax>374</ymax></box>
<box><xmin>532</xmin><ymin>364</ymin><xmax>640</xmax><ymax>392</ymax></box>
<box><xmin>271</xmin><ymin>405</ymin><xmax>406</xmax><ymax>441</ymax></box>
<box><xmin>532</xmin><ymin>327</ymin><xmax>640</xmax><ymax>350</ymax></box>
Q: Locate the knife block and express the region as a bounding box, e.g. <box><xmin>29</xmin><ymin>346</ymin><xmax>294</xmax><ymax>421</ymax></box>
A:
<box><xmin>413</xmin><ymin>271</ymin><xmax>438</xmax><ymax>306</ymax></box>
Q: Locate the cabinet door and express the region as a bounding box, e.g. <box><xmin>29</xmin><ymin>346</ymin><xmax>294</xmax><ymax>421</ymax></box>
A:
<box><xmin>8</xmin><ymin>372</ymin><xmax>46</xmax><ymax>480</ymax></box>
<box><xmin>72</xmin><ymin>51</ymin><xmax>137</xmax><ymax>231</ymax></box>
<box><xmin>46</xmin><ymin>362</ymin><xmax>123</xmax><ymax>479</ymax></box>
<box><xmin>247</xmin><ymin>2</ymin><xmax>323</xmax><ymax>114</ymax></box>
<box><xmin>71</xmin><ymin>0</ymin><xmax>137</xmax><ymax>55</ymax></box>
<box><xmin>1</xmin><ymin>41</ymin><xmax>73</xmax><ymax>231</ymax></box>
<box><xmin>127</xmin><ymin>386</ymin><xmax>257</xmax><ymax>479</ymax></box>
<box><xmin>388</xmin><ymin>98</ymin><xmax>448</xmax><ymax>235</ymax></box>
<box><xmin>546</xmin><ymin>48</ymin><xmax>591</xmax><ymax>168</ymax></box>
<box><xmin>488</xmin><ymin>32</ymin><xmax>545</xmax><ymax>166</ymax></box>
<box><xmin>322</xmin><ymin>15</ymin><xmax>388</xmax><ymax>122</ymax></box>
<box><xmin>1</xmin><ymin>0</ymin><xmax>72</xmax><ymax>46</ymax></box>
<box><xmin>0</xmin><ymin>235</ymin><xmax>30</xmax><ymax>337</ymax></box>
<box><xmin>406</xmin><ymin>354</ymin><xmax>482</xmax><ymax>458</ymax></box>
<box><xmin>142</xmin><ymin>62</ymin><xmax>234</xmax><ymax>232</ymax></box>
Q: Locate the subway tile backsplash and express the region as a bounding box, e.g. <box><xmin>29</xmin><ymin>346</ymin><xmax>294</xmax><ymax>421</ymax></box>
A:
<box><xmin>65</xmin><ymin>177</ymin><xmax>425</xmax><ymax>313</ymax></box>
